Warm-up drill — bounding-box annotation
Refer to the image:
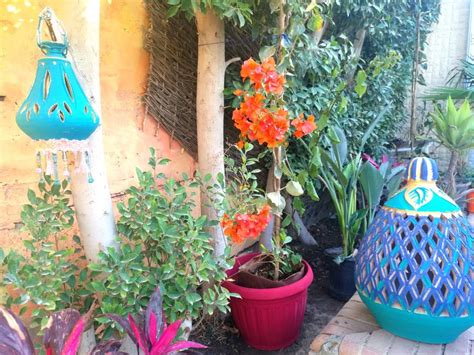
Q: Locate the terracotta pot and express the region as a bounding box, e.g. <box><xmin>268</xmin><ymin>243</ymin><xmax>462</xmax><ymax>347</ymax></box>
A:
<box><xmin>222</xmin><ymin>252</ymin><xmax>314</xmax><ymax>350</ymax></box>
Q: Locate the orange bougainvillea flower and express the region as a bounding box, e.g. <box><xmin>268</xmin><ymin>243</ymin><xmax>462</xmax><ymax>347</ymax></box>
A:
<box><xmin>221</xmin><ymin>205</ymin><xmax>272</xmax><ymax>244</ymax></box>
<box><xmin>292</xmin><ymin>114</ymin><xmax>317</xmax><ymax>138</ymax></box>
<box><xmin>236</xmin><ymin>140</ymin><xmax>245</xmax><ymax>149</ymax></box>
<box><xmin>241</xmin><ymin>58</ymin><xmax>265</xmax><ymax>88</ymax></box>
<box><xmin>233</xmin><ymin>89</ymin><xmax>244</xmax><ymax>96</ymax></box>
<box><xmin>240</xmin><ymin>57</ymin><xmax>285</xmax><ymax>95</ymax></box>
<box><xmin>252</xmin><ymin>108</ymin><xmax>290</xmax><ymax>147</ymax></box>
<box><xmin>264</xmin><ymin>71</ymin><xmax>286</xmax><ymax>96</ymax></box>
<box><xmin>232</xmin><ymin>96</ymin><xmax>290</xmax><ymax>148</ymax></box>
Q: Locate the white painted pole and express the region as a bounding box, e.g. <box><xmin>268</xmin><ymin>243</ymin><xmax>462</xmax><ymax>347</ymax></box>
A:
<box><xmin>195</xmin><ymin>9</ymin><xmax>226</xmax><ymax>258</ymax></box>
<box><xmin>67</xmin><ymin>1</ymin><xmax>117</xmax><ymax>262</ymax></box>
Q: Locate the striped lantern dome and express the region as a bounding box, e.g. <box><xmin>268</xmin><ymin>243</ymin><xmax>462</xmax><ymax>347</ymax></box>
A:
<box><xmin>355</xmin><ymin>157</ymin><xmax>473</xmax><ymax>344</ymax></box>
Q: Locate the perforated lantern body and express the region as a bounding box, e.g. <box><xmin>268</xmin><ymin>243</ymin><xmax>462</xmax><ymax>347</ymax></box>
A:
<box><xmin>355</xmin><ymin>157</ymin><xmax>473</xmax><ymax>344</ymax></box>
<box><xmin>16</xmin><ymin>42</ymin><xmax>99</xmax><ymax>141</ymax></box>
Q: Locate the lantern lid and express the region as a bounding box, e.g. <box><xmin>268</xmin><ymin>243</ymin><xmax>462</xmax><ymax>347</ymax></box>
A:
<box><xmin>383</xmin><ymin>157</ymin><xmax>460</xmax><ymax>216</ymax></box>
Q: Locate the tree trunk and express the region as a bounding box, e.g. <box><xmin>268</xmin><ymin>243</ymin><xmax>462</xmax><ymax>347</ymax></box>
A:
<box><xmin>409</xmin><ymin>10</ymin><xmax>421</xmax><ymax>150</ymax></box>
<box><xmin>445</xmin><ymin>150</ymin><xmax>458</xmax><ymax>196</ymax></box>
<box><xmin>346</xmin><ymin>28</ymin><xmax>367</xmax><ymax>83</ymax></box>
<box><xmin>195</xmin><ymin>9</ymin><xmax>226</xmax><ymax>258</ymax></box>
<box><xmin>69</xmin><ymin>0</ymin><xmax>117</xmax><ymax>263</ymax></box>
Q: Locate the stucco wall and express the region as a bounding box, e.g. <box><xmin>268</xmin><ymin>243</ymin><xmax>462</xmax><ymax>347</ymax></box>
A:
<box><xmin>423</xmin><ymin>0</ymin><xmax>470</xmax><ymax>88</ymax></box>
<box><xmin>0</xmin><ymin>0</ymin><xmax>197</xmax><ymax>251</ymax></box>
<box><xmin>420</xmin><ymin>0</ymin><xmax>473</xmax><ymax>169</ymax></box>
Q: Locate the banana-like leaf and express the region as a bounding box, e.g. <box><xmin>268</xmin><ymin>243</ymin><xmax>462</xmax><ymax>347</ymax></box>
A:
<box><xmin>359</xmin><ymin>162</ymin><xmax>384</xmax><ymax>209</ymax></box>
<box><xmin>0</xmin><ymin>306</ymin><xmax>35</xmax><ymax>355</ymax></box>
<box><xmin>331</xmin><ymin>126</ymin><xmax>348</xmax><ymax>167</ymax></box>
<box><xmin>43</xmin><ymin>309</ymin><xmax>84</xmax><ymax>355</ymax></box>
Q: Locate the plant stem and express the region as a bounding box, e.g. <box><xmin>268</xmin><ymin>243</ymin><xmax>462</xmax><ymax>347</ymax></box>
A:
<box><xmin>445</xmin><ymin>150</ymin><xmax>459</xmax><ymax>196</ymax></box>
<box><xmin>273</xmin><ymin>146</ymin><xmax>282</xmax><ymax>281</ymax></box>
<box><xmin>409</xmin><ymin>3</ymin><xmax>421</xmax><ymax>151</ymax></box>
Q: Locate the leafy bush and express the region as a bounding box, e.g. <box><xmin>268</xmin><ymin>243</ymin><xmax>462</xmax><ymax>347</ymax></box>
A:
<box><xmin>0</xmin><ymin>177</ymin><xmax>92</xmax><ymax>333</ymax></box>
<box><xmin>89</xmin><ymin>149</ymin><xmax>233</xmax><ymax>337</ymax></box>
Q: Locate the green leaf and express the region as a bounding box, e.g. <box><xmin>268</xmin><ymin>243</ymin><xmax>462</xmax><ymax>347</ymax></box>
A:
<box><xmin>166</xmin><ymin>5</ymin><xmax>180</xmax><ymax>18</ymax></box>
<box><xmin>286</xmin><ymin>181</ymin><xmax>304</xmax><ymax>197</ymax></box>
<box><xmin>259</xmin><ymin>45</ymin><xmax>276</xmax><ymax>61</ymax></box>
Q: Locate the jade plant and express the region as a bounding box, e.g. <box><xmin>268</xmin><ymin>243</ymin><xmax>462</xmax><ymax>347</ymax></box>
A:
<box><xmin>89</xmin><ymin>149</ymin><xmax>233</xmax><ymax>337</ymax></box>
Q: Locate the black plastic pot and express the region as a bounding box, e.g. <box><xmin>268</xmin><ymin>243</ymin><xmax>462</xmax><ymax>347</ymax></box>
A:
<box><xmin>324</xmin><ymin>247</ymin><xmax>356</xmax><ymax>301</ymax></box>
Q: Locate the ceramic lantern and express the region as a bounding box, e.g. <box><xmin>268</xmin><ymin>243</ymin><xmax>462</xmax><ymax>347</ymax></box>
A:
<box><xmin>16</xmin><ymin>8</ymin><xmax>99</xmax><ymax>183</ymax></box>
<box><xmin>355</xmin><ymin>157</ymin><xmax>473</xmax><ymax>344</ymax></box>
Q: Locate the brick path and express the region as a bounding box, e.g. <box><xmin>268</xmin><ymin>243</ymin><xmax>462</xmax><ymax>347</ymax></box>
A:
<box><xmin>309</xmin><ymin>294</ymin><xmax>474</xmax><ymax>355</ymax></box>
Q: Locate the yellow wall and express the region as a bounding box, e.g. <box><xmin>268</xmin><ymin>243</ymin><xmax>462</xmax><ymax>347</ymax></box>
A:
<box><xmin>0</xmin><ymin>0</ymin><xmax>197</xmax><ymax>251</ymax></box>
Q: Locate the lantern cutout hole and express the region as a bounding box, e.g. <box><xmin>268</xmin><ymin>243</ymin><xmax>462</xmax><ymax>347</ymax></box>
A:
<box><xmin>33</xmin><ymin>103</ymin><xmax>39</xmax><ymax>114</ymax></box>
<box><xmin>58</xmin><ymin>110</ymin><xmax>65</xmax><ymax>122</ymax></box>
<box><xmin>63</xmin><ymin>73</ymin><xmax>73</xmax><ymax>100</ymax></box>
<box><xmin>49</xmin><ymin>103</ymin><xmax>58</xmax><ymax>115</ymax></box>
<box><xmin>43</xmin><ymin>70</ymin><xmax>51</xmax><ymax>100</ymax></box>
<box><xmin>63</xmin><ymin>102</ymin><xmax>72</xmax><ymax>115</ymax></box>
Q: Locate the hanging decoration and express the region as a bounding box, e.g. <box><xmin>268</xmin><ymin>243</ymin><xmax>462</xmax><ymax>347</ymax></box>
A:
<box><xmin>355</xmin><ymin>157</ymin><xmax>473</xmax><ymax>344</ymax></box>
<box><xmin>16</xmin><ymin>7</ymin><xmax>99</xmax><ymax>183</ymax></box>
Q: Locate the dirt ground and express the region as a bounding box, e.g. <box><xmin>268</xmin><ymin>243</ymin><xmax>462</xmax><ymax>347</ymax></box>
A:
<box><xmin>192</xmin><ymin>218</ymin><xmax>345</xmax><ymax>355</ymax></box>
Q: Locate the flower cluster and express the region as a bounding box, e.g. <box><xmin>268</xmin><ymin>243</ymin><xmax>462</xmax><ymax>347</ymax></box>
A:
<box><xmin>232</xmin><ymin>58</ymin><xmax>316</xmax><ymax>149</ymax></box>
<box><xmin>221</xmin><ymin>205</ymin><xmax>272</xmax><ymax>244</ymax></box>
<box><xmin>240</xmin><ymin>57</ymin><xmax>285</xmax><ymax>95</ymax></box>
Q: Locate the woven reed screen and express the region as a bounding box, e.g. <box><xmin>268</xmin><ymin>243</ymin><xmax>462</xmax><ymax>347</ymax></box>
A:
<box><xmin>144</xmin><ymin>1</ymin><xmax>258</xmax><ymax>159</ymax></box>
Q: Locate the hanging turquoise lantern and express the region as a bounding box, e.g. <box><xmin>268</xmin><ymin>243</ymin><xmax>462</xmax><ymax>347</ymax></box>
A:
<box><xmin>355</xmin><ymin>157</ymin><xmax>473</xmax><ymax>344</ymax></box>
<box><xmin>16</xmin><ymin>8</ymin><xmax>99</xmax><ymax>183</ymax></box>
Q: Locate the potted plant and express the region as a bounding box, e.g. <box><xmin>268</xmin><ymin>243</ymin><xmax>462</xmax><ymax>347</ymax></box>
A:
<box><xmin>217</xmin><ymin>57</ymin><xmax>316</xmax><ymax>350</ymax></box>
<box><xmin>317</xmin><ymin>121</ymin><xmax>405</xmax><ymax>301</ymax></box>
<box><xmin>318</xmin><ymin>129</ymin><xmax>365</xmax><ymax>301</ymax></box>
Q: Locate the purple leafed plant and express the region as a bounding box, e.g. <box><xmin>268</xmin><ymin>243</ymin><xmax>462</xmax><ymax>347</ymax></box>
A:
<box><xmin>105</xmin><ymin>288</ymin><xmax>206</xmax><ymax>355</ymax></box>
<box><xmin>0</xmin><ymin>306</ymin><xmax>85</xmax><ymax>355</ymax></box>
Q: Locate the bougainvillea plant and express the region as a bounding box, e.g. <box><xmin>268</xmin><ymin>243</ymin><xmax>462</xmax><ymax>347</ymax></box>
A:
<box><xmin>222</xmin><ymin>57</ymin><xmax>316</xmax><ymax>280</ymax></box>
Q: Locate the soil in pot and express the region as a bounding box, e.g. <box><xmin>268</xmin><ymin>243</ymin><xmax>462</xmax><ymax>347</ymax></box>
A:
<box><xmin>325</xmin><ymin>247</ymin><xmax>356</xmax><ymax>302</ymax></box>
<box><xmin>222</xmin><ymin>252</ymin><xmax>314</xmax><ymax>351</ymax></box>
<box><xmin>232</xmin><ymin>253</ymin><xmax>305</xmax><ymax>289</ymax></box>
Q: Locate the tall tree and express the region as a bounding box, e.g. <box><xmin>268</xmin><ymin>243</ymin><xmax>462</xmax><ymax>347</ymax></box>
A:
<box><xmin>166</xmin><ymin>1</ymin><xmax>253</xmax><ymax>258</ymax></box>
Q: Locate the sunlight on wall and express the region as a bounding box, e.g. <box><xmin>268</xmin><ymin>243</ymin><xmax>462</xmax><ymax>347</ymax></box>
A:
<box><xmin>0</xmin><ymin>0</ymin><xmax>197</xmax><ymax>250</ymax></box>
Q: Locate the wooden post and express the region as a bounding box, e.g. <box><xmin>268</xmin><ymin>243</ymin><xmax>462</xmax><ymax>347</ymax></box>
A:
<box><xmin>195</xmin><ymin>9</ymin><xmax>226</xmax><ymax>258</ymax></box>
<box><xmin>67</xmin><ymin>1</ymin><xmax>117</xmax><ymax>263</ymax></box>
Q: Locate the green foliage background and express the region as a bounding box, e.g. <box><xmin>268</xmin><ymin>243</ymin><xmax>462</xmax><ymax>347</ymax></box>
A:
<box><xmin>231</xmin><ymin>0</ymin><xmax>441</xmax><ymax>156</ymax></box>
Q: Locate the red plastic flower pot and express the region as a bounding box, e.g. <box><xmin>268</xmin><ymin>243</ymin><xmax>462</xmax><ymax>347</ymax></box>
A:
<box><xmin>467</xmin><ymin>190</ymin><xmax>474</xmax><ymax>213</ymax></box>
<box><xmin>222</xmin><ymin>252</ymin><xmax>314</xmax><ymax>350</ymax></box>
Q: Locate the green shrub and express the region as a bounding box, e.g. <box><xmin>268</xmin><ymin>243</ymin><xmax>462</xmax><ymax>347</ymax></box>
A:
<box><xmin>89</xmin><ymin>149</ymin><xmax>233</xmax><ymax>337</ymax></box>
<box><xmin>0</xmin><ymin>177</ymin><xmax>93</xmax><ymax>333</ymax></box>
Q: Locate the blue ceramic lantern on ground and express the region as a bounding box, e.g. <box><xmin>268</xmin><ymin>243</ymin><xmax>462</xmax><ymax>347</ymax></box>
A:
<box><xmin>15</xmin><ymin>8</ymin><xmax>99</xmax><ymax>183</ymax></box>
<box><xmin>356</xmin><ymin>157</ymin><xmax>473</xmax><ymax>344</ymax></box>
